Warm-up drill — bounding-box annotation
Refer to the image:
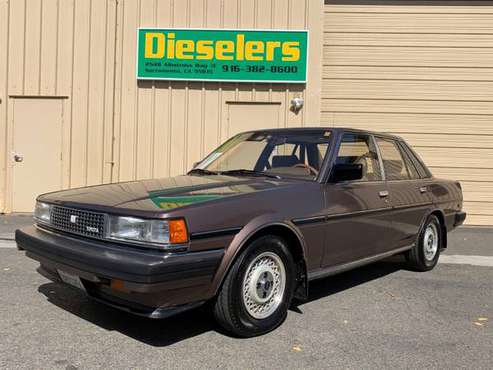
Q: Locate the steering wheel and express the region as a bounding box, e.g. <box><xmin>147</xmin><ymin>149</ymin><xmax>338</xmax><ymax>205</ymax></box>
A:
<box><xmin>294</xmin><ymin>163</ymin><xmax>319</xmax><ymax>176</ymax></box>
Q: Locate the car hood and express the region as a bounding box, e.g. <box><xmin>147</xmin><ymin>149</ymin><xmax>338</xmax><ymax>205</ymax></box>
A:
<box><xmin>39</xmin><ymin>174</ymin><xmax>297</xmax><ymax>215</ymax></box>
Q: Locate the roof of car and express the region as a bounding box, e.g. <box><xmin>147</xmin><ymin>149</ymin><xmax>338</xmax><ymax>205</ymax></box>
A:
<box><xmin>242</xmin><ymin>127</ymin><xmax>404</xmax><ymax>141</ymax></box>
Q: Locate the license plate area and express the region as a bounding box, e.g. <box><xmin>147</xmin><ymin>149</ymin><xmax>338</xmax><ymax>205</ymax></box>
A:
<box><xmin>58</xmin><ymin>269</ymin><xmax>86</xmax><ymax>292</ymax></box>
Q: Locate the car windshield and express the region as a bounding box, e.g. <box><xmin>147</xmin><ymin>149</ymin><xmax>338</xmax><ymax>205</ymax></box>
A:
<box><xmin>195</xmin><ymin>130</ymin><xmax>332</xmax><ymax>180</ymax></box>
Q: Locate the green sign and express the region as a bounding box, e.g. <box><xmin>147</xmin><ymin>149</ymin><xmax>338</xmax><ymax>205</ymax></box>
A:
<box><xmin>136</xmin><ymin>28</ymin><xmax>308</xmax><ymax>83</ymax></box>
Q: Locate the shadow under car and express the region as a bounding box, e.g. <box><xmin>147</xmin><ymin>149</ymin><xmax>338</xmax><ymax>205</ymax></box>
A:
<box><xmin>37</xmin><ymin>257</ymin><xmax>406</xmax><ymax>346</ymax></box>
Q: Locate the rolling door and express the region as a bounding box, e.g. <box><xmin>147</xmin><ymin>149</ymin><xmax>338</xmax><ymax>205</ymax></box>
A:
<box><xmin>321</xmin><ymin>1</ymin><xmax>493</xmax><ymax>225</ymax></box>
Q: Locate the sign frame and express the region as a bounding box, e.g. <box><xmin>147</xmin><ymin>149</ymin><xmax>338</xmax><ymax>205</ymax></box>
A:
<box><xmin>136</xmin><ymin>27</ymin><xmax>309</xmax><ymax>83</ymax></box>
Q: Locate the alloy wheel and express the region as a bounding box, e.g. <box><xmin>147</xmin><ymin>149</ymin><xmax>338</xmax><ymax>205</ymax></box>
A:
<box><xmin>242</xmin><ymin>252</ymin><xmax>286</xmax><ymax>319</ymax></box>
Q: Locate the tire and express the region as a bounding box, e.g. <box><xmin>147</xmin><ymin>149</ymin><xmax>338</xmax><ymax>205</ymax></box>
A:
<box><xmin>213</xmin><ymin>235</ymin><xmax>296</xmax><ymax>337</ymax></box>
<box><xmin>406</xmin><ymin>214</ymin><xmax>442</xmax><ymax>271</ymax></box>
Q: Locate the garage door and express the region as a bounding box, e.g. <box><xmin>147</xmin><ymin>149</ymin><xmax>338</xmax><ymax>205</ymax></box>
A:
<box><xmin>321</xmin><ymin>1</ymin><xmax>493</xmax><ymax>225</ymax></box>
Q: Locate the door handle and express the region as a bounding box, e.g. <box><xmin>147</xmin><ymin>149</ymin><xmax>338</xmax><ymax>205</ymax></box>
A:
<box><xmin>13</xmin><ymin>154</ymin><xmax>23</xmax><ymax>163</ymax></box>
<box><xmin>379</xmin><ymin>190</ymin><xmax>389</xmax><ymax>198</ymax></box>
<box><xmin>419</xmin><ymin>186</ymin><xmax>428</xmax><ymax>194</ymax></box>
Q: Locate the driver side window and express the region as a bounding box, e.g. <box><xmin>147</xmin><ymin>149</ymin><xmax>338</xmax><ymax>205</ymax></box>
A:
<box><xmin>336</xmin><ymin>133</ymin><xmax>382</xmax><ymax>181</ymax></box>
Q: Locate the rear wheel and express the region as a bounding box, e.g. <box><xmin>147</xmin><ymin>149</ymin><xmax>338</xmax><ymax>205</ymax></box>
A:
<box><xmin>213</xmin><ymin>235</ymin><xmax>296</xmax><ymax>337</ymax></box>
<box><xmin>406</xmin><ymin>214</ymin><xmax>442</xmax><ymax>271</ymax></box>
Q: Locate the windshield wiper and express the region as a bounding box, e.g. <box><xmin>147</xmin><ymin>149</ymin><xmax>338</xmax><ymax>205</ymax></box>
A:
<box><xmin>219</xmin><ymin>169</ymin><xmax>281</xmax><ymax>179</ymax></box>
<box><xmin>188</xmin><ymin>168</ymin><xmax>219</xmax><ymax>176</ymax></box>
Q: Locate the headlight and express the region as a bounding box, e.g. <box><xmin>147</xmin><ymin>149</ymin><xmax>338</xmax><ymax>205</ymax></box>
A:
<box><xmin>107</xmin><ymin>216</ymin><xmax>188</xmax><ymax>246</ymax></box>
<box><xmin>34</xmin><ymin>202</ymin><xmax>52</xmax><ymax>224</ymax></box>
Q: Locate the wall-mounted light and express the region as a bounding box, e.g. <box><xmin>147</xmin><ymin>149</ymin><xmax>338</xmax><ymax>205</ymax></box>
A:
<box><xmin>290</xmin><ymin>96</ymin><xmax>304</xmax><ymax>113</ymax></box>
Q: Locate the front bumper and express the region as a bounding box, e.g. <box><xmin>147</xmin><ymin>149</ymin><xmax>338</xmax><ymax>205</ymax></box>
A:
<box><xmin>16</xmin><ymin>226</ymin><xmax>224</xmax><ymax>318</ymax></box>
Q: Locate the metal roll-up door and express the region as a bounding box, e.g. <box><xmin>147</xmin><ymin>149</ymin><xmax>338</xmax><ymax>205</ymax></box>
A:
<box><xmin>321</xmin><ymin>1</ymin><xmax>493</xmax><ymax>225</ymax></box>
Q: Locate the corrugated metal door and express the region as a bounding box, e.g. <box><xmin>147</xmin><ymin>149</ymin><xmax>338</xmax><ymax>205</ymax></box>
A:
<box><xmin>321</xmin><ymin>1</ymin><xmax>493</xmax><ymax>225</ymax></box>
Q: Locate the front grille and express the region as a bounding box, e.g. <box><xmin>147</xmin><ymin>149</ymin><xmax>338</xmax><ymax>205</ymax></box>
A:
<box><xmin>50</xmin><ymin>206</ymin><xmax>106</xmax><ymax>239</ymax></box>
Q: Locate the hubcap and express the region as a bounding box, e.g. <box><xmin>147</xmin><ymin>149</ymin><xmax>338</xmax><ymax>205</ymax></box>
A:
<box><xmin>423</xmin><ymin>223</ymin><xmax>439</xmax><ymax>261</ymax></box>
<box><xmin>242</xmin><ymin>252</ymin><xmax>286</xmax><ymax>319</ymax></box>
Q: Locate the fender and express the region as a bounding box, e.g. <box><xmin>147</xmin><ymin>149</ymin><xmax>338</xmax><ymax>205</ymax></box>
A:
<box><xmin>208</xmin><ymin>213</ymin><xmax>309</xmax><ymax>297</ymax></box>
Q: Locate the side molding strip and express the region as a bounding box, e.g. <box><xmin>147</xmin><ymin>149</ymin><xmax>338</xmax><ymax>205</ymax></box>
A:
<box><xmin>294</xmin><ymin>203</ymin><xmax>433</xmax><ymax>226</ymax></box>
<box><xmin>325</xmin><ymin>207</ymin><xmax>389</xmax><ymax>221</ymax></box>
<box><xmin>293</xmin><ymin>207</ymin><xmax>390</xmax><ymax>225</ymax></box>
<box><xmin>292</xmin><ymin>215</ymin><xmax>326</xmax><ymax>226</ymax></box>
<box><xmin>190</xmin><ymin>226</ymin><xmax>243</xmax><ymax>241</ymax></box>
<box><xmin>308</xmin><ymin>245</ymin><xmax>413</xmax><ymax>281</ymax></box>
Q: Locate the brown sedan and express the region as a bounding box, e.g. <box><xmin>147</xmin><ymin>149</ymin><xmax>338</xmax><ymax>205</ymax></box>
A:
<box><xmin>16</xmin><ymin>128</ymin><xmax>466</xmax><ymax>337</ymax></box>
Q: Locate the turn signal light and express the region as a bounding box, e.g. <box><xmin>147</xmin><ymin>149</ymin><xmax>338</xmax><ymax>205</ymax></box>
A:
<box><xmin>110</xmin><ymin>279</ymin><xmax>125</xmax><ymax>291</ymax></box>
<box><xmin>169</xmin><ymin>219</ymin><xmax>188</xmax><ymax>244</ymax></box>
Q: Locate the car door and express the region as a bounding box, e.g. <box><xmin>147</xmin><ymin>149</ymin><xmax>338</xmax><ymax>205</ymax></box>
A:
<box><xmin>321</xmin><ymin>132</ymin><xmax>393</xmax><ymax>268</ymax></box>
<box><xmin>374</xmin><ymin>137</ymin><xmax>433</xmax><ymax>250</ymax></box>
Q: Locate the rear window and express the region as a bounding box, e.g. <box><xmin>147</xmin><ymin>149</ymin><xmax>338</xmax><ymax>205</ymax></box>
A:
<box><xmin>398</xmin><ymin>143</ymin><xmax>420</xmax><ymax>180</ymax></box>
<box><xmin>375</xmin><ymin>137</ymin><xmax>411</xmax><ymax>181</ymax></box>
<box><xmin>400</xmin><ymin>142</ymin><xmax>431</xmax><ymax>178</ymax></box>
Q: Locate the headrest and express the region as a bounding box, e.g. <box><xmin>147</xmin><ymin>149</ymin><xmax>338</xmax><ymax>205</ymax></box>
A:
<box><xmin>355</xmin><ymin>157</ymin><xmax>368</xmax><ymax>180</ymax></box>
<box><xmin>272</xmin><ymin>155</ymin><xmax>300</xmax><ymax>168</ymax></box>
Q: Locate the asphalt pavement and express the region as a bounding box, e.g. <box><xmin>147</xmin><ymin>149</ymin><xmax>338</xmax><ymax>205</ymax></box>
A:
<box><xmin>0</xmin><ymin>215</ymin><xmax>492</xmax><ymax>369</ymax></box>
<box><xmin>0</xmin><ymin>214</ymin><xmax>32</xmax><ymax>240</ymax></box>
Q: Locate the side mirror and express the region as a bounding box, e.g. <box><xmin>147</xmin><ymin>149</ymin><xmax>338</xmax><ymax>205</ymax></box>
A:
<box><xmin>330</xmin><ymin>163</ymin><xmax>363</xmax><ymax>182</ymax></box>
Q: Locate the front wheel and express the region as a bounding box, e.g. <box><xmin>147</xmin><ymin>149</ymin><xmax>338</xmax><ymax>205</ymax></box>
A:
<box><xmin>406</xmin><ymin>214</ymin><xmax>442</xmax><ymax>271</ymax></box>
<box><xmin>213</xmin><ymin>235</ymin><xmax>296</xmax><ymax>337</ymax></box>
